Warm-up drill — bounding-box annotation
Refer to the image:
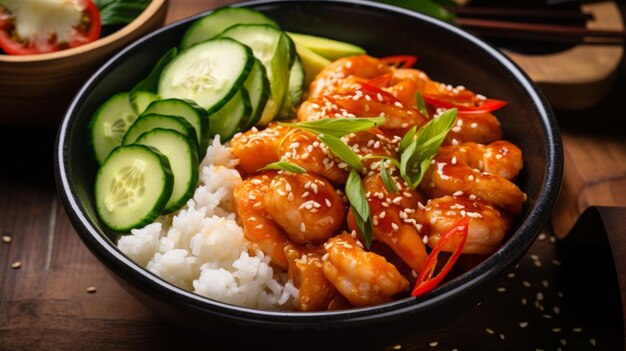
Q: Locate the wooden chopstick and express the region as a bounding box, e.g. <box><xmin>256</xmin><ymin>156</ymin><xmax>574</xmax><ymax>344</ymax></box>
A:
<box><xmin>447</xmin><ymin>6</ymin><xmax>594</xmax><ymax>21</ymax></box>
<box><xmin>454</xmin><ymin>18</ymin><xmax>626</xmax><ymax>39</ymax></box>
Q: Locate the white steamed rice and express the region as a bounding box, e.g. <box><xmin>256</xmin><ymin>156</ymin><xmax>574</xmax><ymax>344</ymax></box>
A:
<box><xmin>117</xmin><ymin>136</ymin><xmax>299</xmax><ymax>310</ymax></box>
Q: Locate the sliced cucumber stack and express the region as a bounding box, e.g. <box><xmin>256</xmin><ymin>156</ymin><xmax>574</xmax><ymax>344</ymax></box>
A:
<box><xmin>180</xmin><ymin>7</ymin><xmax>279</xmax><ymax>49</ymax></box>
<box><xmin>135</xmin><ymin>129</ymin><xmax>199</xmax><ymax>213</ymax></box>
<box><xmin>278</xmin><ymin>55</ymin><xmax>305</xmax><ymax>119</ymax></box>
<box><xmin>241</xmin><ymin>58</ymin><xmax>270</xmax><ymax>129</ymax></box>
<box><xmin>209</xmin><ymin>88</ymin><xmax>252</xmax><ymax>139</ymax></box>
<box><xmin>158</xmin><ymin>38</ymin><xmax>254</xmax><ymax>115</ymax></box>
<box><xmin>122</xmin><ymin>114</ymin><xmax>199</xmax><ymax>151</ymax></box>
<box><xmin>89</xmin><ymin>92</ymin><xmax>139</xmax><ymax>165</ymax></box>
<box><xmin>142</xmin><ymin>99</ymin><xmax>209</xmax><ymax>157</ymax></box>
<box><xmin>95</xmin><ymin>144</ymin><xmax>174</xmax><ymax>232</ymax></box>
<box><xmin>219</xmin><ymin>24</ymin><xmax>294</xmax><ymax>126</ymax></box>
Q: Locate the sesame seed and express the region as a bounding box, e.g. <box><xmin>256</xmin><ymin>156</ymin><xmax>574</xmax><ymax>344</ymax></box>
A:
<box><xmin>11</xmin><ymin>261</ymin><xmax>21</xmax><ymax>269</ymax></box>
<box><xmin>573</xmin><ymin>327</ymin><xmax>582</xmax><ymax>333</ymax></box>
<box><xmin>499</xmin><ymin>333</ymin><xmax>505</xmax><ymax>340</ymax></box>
<box><xmin>86</xmin><ymin>286</ymin><xmax>97</xmax><ymax>293</ymax></box>
<box><xmin>428</xmin><ymin>341</ymin><xmax>438</xmax><ymax>347</ymax></box>
<box><xmin>322</xmin><ymin>253</ymin><xmax>329</xmax><ymax>261</ymax></box>
<box><xmin>392</xmin><ymin>345</ymin><xmax>402</xmax><ymax>350</ymax></box>
<box><xmin>288</xmin><ymin>193</ymin><xmax>294</xmax><ymax>201</ymax></box>
<box><xmin>485</xmin><ymin>328</ymin><xmax>494</xmax><ymax>334</ymax></box>
<box><xmin>325</xmin><ymin>199</ymin><xmax>332</xmax><ymax>207</ymax></box>
<box><xmin>377</xmin><ymin>93</ymin><xmax>384</xmax><ymax>102</ymax></box>
<box><xmin>391</xmin><ymin>223</ymin><xmax>399</xmax><ymax>231</ymax></box>
<box><xmin>248</xmin><ymin>194</ymin><xmax>256</xmax><ymax>200</ymax></box>
<box><xmin>553</xmin><ymin>306</ymin><xmax>560</xmax><ymax>314</ymax></box>
<box><xmin>560</xmin><ymin>339</ymin><xmax>566</xmax><ymax>346</ymax></box>
<box><xmin>519</xmin><ymin>321</ymin><xmax>528</xmax><ymax>328</ymax></box>
<box><xmin>536</xmin><ymin>292</ymin><xmax>544</xmax><ymax>301</ymax></box>
<box><xmin>521</xmin><ymin>298</ymin><xmax>527</xmax><ymax>305</ymax></box>
<box><xmin>379</xmin><ymin>211</ymin><xmax>386</xmax><ymax>218</ymax></box>
<box><xmin>507</xmin><ymin>272</ymin><xmax>516</xmax><ymax>278</ymax></box>
<box><xmin>453</xmin><ymin>191</ymin><xmax>464</xmax><ymax>196</ymax></box>
<box><xmin>552</xmin><ymin>328</ymin><xmax>562</xmax><ymax>333</ymax></box>
<box><xmin>2</xmin><ymin>235</ymin><xmax>12</xmax><ymax>244</ymax></box>
<box><xmin>497</xmin><ymin>287</ymin><xmax>506</xmax><ymax>293</ymax></box>
<box><xmin>590</xmin><ymin>338</ymin><xmax>597</xmax><ymax>346</ymax></box>
<box><xmin>423</xmin><ymin>236</ymin><xmax>429</xmax><ymax>244</ymax></box>
<box><xmin>522</xmin><ymin>280</ymin><xmax>531</xmax><ymax>287</ymax></box>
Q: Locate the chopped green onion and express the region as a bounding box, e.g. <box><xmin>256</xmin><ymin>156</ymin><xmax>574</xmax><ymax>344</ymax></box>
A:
<box><xmin>280</xmin><ymin>117</ymin><xmax>385</xmax><ymax>138</ymax></box>
<box><xmin>346</xmin><ymin>169</ymin><xmax>372</xmax><ymax>248</ymax></box>
<box><xmin>318</xmin><ymin>133</ymin><xmax>363</xmax><ymax>172</ymax></box>
<box><xmin>259</xmin><ymin>161</ymin><xmax>306</xmax><ymax>173</ymax></box>
<box><xmin>399</xmin><ymin>125</ymin><xmax>417</xmax><ymax>153</ymax></box>
<box><xmin>400</xmin><ymin>108</ymin><xmax>457</xmax><ymax>189</ymax></box>
<box><xmin>379</xmin><ymin>160</ymin><xmax>398</xmax><ymax>193</ymax></box>
<box><xmin>416</xmin><ymin>92</ymin><xmax>430</xmax><ymax>118</ymax></box>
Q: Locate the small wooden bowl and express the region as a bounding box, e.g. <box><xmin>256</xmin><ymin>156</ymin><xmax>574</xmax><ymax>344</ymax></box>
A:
<box><xmin>0</xmin><ymin>0</ymin><xmax>169</xmax><ymax>128</ymax></box>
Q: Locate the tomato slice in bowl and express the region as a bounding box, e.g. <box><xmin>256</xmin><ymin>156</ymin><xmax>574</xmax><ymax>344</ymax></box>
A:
<box><xmin>0</xmin><ymin>0</ymin><xmax>101</xmax><ymax>55</ymax></box>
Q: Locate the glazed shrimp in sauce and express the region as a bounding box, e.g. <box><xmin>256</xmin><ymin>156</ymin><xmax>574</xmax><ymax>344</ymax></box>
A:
<box><xmin>322</xmin><ymin>233</ymin><xmax>409</xmax><ymax>307</ymax></box>
<box><xmin>416</xmin><ymin>195</ymin><xmax>511</xmax><ymax>255</ymax></box>
<box><xmin>230</xmin><ymin>122</ymin><xmax>291</xmax><ymax>175</ymax></box>
<box><xmin>264</xmin><ymin>172</ymin><xmax>347</xmax><ymax>244</ymax></box>
<box><xmin>284</xmin><ymin>243</ymin><xmax>337</xmax><ymax>311</ymax></box>
<box><xmin>233</xmin><ymin>172</ymin><xmax>290</xmax><ymax>270</ymax></box>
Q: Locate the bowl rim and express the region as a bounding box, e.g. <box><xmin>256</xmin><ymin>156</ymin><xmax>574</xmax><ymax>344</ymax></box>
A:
<box><xmin>0</xmin><ymin>0</ymin><xmax>168</xmax><ymax>63</ymax></box>
<box><xmin>55</xmin><ymin>0</ymin><xmax>563</xmax><ymax>327</ymax></box>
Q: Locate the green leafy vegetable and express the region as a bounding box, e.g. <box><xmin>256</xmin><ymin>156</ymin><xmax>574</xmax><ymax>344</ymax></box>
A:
<box><xmin>259</xmin><ymin>161</ymin><xmax>306</xmax><ymax>173</ymax></box>
<box><xmin>318</xmin><ymin>134</ymin><xmax>363</xmax><ymax>172</ymax></box>
<box><xmin>400</xmin><ymin>108</ymin><xmax>457</xmax><ymax>189</ymax></box>
<box><xmin>372</xmin><ymin>0</ymin><xmax>455</xmax><ymax>23</ymax></box>
<box><xmin>416</xmin><ymin>92</ymin><xmax>430</xmax><ymax>118</ymax></box>
<box><xmin>379</xmin><ymin>160</ymin><xmax>398</xmax><ymax>193</ymax></box>
<box><xmin>399</xmin><ymin>125</ymin><xmax>416</xmax><ymax>154</ymax></box>
<box><xmin>346</xmin><ymin>169</ymin><xmax>372</xmax><ymax>248</ymax></box>
<box><xmin>95</xmin><ymin>0</ymin><xmax>152</xmax><ymax>27</ymax></box>
<box><xmin>281</xmin><ymin>117</ymin><xmax>385</xmax><ymax>138</ymax></box>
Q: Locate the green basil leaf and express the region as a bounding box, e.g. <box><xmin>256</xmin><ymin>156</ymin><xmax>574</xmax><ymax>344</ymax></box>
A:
<box><xmin>416</xmin><ymin>92</ymin><xmax>430</xmax><ymax>118</ymax></box>
<box><xmin>399</xmin><ymin>125</ymin><xmax>416</xmax><ymax>154</ymax></box>
<box><xmin>380</xmin><ymin>160</ymin><xmax>398</xmax><ymax>193</ymax></box>
<box><xmin>400</xmin><ymin>108</ymin><xmax>457</xmax><ymax>189</ymax></box>
<box><xmin>95</xmin><ymin>0</ymin><xmax>152</xmax><ymax>26</ymax></box>
<box><xmin>318</xmin><ymin>134</ymin><xmax>363</xmax><ymax>172</ymax></box>
<box><xmin>346</xmin><ymin>169</ymin><xmax>372</xmax><ymax>248</ymax></box>
<box><xmin>258</xmin><ymin>161</ymin><xmax>306</xmax><ymax>173</ymax></box>
<box><xmin>131</xmin><ymin>47</ymin><xmax>178</xmax><ymax>94</ymax></box>
<box><xmin>281</xmin><ymin>117</ymin><xmax>385</xmax><ymax>138</ymax></box>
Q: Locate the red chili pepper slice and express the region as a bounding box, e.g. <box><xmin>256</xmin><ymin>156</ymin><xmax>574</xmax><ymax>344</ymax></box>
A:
<box><xmin>422</xmin><ymin>94</ymin><xmax>507</xmax><ymax>114</ymax></box>
<box><xmin>411</xmin><ymin>217</ymin><xmax>470</xmax><ymax>297</ymax></box>
<box><xmin>380</xmin><ymin>55</ymin><xmax>418</xmax><ymax>69</ymax></box>
<box><xmin>366</xmin><ymin>73</ymin><xmax>393</xmax><ymax>88</ymax></box>
<box><xmin>360</xmin><ymin>83</ymin><xmax>399</xmax><ymax>103</ymax></box>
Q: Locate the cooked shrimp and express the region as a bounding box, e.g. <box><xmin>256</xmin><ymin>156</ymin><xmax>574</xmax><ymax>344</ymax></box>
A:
<box><xmin>230</xmin><ymin>122</ymin><xmax>291</xmax><ymax>174</ymax></box>
<box><xmin>297</xmin><ymin>87</ymin><xmax>429</xmax><ymax>132</ymax></box>
<box><xmin>416</xmin><ymin>195</ymin><xmax>511</xmax><ymax>255</ymax></box>
<box><xmin>233</xmin><ymin>172</ymin><xmax>289</xmax><ymax>270</ymax></box>
<box><xmin>356</xmin><ymin>170</ymin><xmax>429</xmax><ymax>273</ymax></box>
<box><xmin>421</xmin><ymin>141</ymin><xmax>526</xmax><ymax>214</ymax></box>
<box><xmin>284</xmin><ymin>243</ymin><xmax>337</xmax><ymax>311</ymax></box>
<box><xmin>309</xmin><ymin>55</ymin><xmax>392</xmax><ymax>98</ymax></box>
<box><xmin>264</xmin><ymin>172</ymin><xmax>347</xmax><ymax>244</ymax></box>
<box><xmin>322</xmin><ymin>233</ymin><xmax>409</xmax><ymax>307</ymax></box>
<box><xmin>278</xmin><ymin>129</ymin><xmax>348</xmax><ymax>184</ymax></box>
<box><xmin>444</xmin><ymin>113</ymin><xmax>502</xmax><ymax>145</ymax></box>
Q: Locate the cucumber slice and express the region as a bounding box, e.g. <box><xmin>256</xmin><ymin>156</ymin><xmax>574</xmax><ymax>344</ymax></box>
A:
<box><xmin>95</xmin><ymin>144</ymin><xmax>174</xmax><ymax>232</ymax></box>
<box><xmin>122</xmin><ymin>114</ymin><xmax>199</xmax><ymax>153</ymax></box>
<box><xmin>278</xmin><ymin>55</ymin><xmax>305</xmax><ymax>119</ymax></box>
<box><xmin>286</xmin><ymin>32</ymin><xmax>366</xmax><ymax>61</ymax></box>
<box><xmin>130</xmin><ymin>91</ymin><xmax>158</xmax><ymax>115</ymax></box>
<box><xmin>219</xmin><ymin>24</ymin><xmax>293</xmax><ymax>126</ymax></box>
<box><xmin>180</xmin><ymin>7</ymin><xmax>279</xmax><ymax>50</ymax></box>
<box><xmin>142</xmin><ymin>99</ymin><xmax>209</xmax><ymax>157</ymax></box>
<box><xmin>135</xmin><ymin>129</ymin><xmax>199</xmax><ymax>213</ymax></box>
<box><xmin>241</xmin><ymin>58</ymin><xmax>270</xmax><ymax>129</ymax></box>
<box><xmin>158</xmin><ymin>38</ymin><xmax>254</xmax><ymax>114</ymax></box>
<box><xmin>208</xmin><ymin>88</ymin><xmax>252</xmax><ymax>140</ymax></box>
<box><xmin>89</xmin><ymin>92</ymin><xmax>139</xmax><ymax>165</ymax></box>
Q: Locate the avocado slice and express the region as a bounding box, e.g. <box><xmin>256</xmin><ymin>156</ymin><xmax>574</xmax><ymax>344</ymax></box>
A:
<box><xmin>294</xmin><ymin>43</ymin><xmax>331</xmax><ymax>86</ymax></box>
<box><xmin>287</xmin><ymin>32</ymin><xmax>366</xmax><ymax>61</ymax></box>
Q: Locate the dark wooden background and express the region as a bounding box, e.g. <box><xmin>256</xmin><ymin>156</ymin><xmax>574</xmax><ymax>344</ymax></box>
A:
<box><xmin>1</xmin><ymin>1</ymin><xmax>625</xmax><ymax>350</ymax></box>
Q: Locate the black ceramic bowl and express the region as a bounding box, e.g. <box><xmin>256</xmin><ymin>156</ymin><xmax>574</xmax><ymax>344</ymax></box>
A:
<box><xmin>55</xmin><ymin>0</ymin><xmax>563</xmax><ymax>347</ymax></box>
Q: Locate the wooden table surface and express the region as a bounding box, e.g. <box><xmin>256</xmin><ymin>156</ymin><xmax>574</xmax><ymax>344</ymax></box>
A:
<box><xmin>1</xmin><ymin>1</ymin><xmax>626</xmax><ymax>350</ymax></box>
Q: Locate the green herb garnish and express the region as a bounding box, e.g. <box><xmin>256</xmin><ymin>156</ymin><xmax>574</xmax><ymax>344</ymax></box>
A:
<box><xmin>379</xmin><ymin>160</ymin><xmax>398</xmax><ymax>193</ymax></box>
<box><xmin>318</xmin><ymin>134</ymin><xmax>363</xmax><ymax>172</ymax></box>
<box><xmin>346</xmin><ymin>169</ymin><xmax>372</xmax><ymax>248</ymax></box>
<box><xmin>416</xmin><ymin>92</ymin><xmax>430</xmax><ymax>118</ymax></box>
<box><xmin>400</xmin><ymin>108</ymin><xmax>457</xmax><ymax>189</ymax></box>
<box><xmin>281</xmin><ymin>117</ymin><xmax>385</xmax><ymax>137</ymax></box>
<box><xmin>399</xmin><ymin>125</ymin><xmax>417</xmax><ymax>153</ymax></box>
<box><xmin>95</xmin><ymin>0</ymin><xmax>152</xmax><ymax>27</ymax></box>
<box><xmin>259</xmin><ymin>161</ymin><xmax>306</xmax><ymax>173</ymax></box>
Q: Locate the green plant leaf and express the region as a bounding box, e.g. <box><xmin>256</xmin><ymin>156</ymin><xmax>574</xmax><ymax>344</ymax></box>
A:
<box><xmin>95</xmin><ymin>0</ymin><xmax>152</xmax><ymax>26</ymax></box>
<box><xmin>399</xmin><ymin>125</ymin><xmax>416</xmax><ymax>153</ymax></box>
<box><xmin>416</xmin><ymin>92</ymin><xmax>430</xmax><ymax>118</ymax></box>
<box><xmin>281</xmin><ymin>117</ymin><xmax>385</xmax><ymax>138</ymax></box>
<box><xmin>318</xmin><ymin>133</ymin><xmax>363</xmax><ymax>172</ymax></box>
<box><xmin>373</xmin><ymin>0</ymin><xmax>456</xmax><ymax>22</ymax></box>
<box><xmin>258</xmin><ymin>161</ymin><xmax>306</xmax><ymax>173</ymax></box>
<box><xmin>380</xmin><ymin>160</ymin><xmax>398</xmax><ymax>193</ymax></box>
<box><xmin>131</xmin><ymin>47</ymin><xmax>178</xmax><ymax>94</ymax></box>
<box><xmin>346</xmin><ymin>169</ymin><xmax>372</xmax><ymax>248</ymax></box>
<box><xmin>400</xmin><ymin>108</ymin><xmax>457</xmax><ymax>189</ymax></box>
